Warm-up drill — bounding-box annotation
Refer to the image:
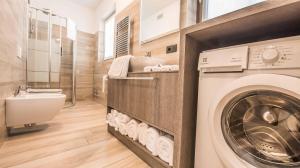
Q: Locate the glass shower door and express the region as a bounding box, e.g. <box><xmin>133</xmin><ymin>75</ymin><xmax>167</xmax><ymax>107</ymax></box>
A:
<box><xmin>28</xmin><ymin>8</ymin><xmax>52</xmax><ymax>88</ymax></box>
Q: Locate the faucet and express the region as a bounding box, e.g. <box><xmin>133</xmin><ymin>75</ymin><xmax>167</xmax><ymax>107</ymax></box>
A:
<box><xmin>14</xmin><ymin>85</ymin><xmax>27</xmax><ymax>96</ymax></box>
<box><xmin>145</xmin><ymin>51</ymin><xmax>151</xmax><ymax>57</ymax></box>
<box><xmin>14</xmin><ymin>86</ymin><xmax>21</xmax><ymax>97</ymax></box>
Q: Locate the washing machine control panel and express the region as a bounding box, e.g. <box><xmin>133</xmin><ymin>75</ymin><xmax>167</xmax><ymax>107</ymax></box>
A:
<box><xmin>249</xmin><ymin>38</ymin><xmax>300</xmax><ymax>69</ymax></box>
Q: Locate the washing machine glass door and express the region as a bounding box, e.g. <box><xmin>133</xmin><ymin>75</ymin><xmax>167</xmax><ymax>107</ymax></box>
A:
<box><xmin>222</xmin><ymin>90</ymin><xmax>300</xmax><ymax>167</ymax></box>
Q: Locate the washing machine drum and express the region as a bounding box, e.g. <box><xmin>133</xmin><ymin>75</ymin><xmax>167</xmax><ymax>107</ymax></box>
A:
<box><xmin>222</xmin><ymin>90</ymin><xmax>300</xmax><ymax>168</ymax></box>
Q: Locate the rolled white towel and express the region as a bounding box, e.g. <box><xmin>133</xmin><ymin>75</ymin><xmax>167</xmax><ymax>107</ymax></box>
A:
<box><xmin>118</xmin><ymin>122</ymin><xmax>128</xmax><ymax>135</ymax></box>
<box><xmin>137</xmin><ymin>123</ymin><xmax>149</xmax><ymax>146</ymax></box>
<box><xmin>156</xmin><ymin>136</ymin><xmax>174</xmax><ymax>166</ymax></box>
<box><xmin>151</xmin><ymin>65</ymin><xmax>163</xmax><ymax>72</ymax></box>
<box><xmin>161</xmin><ymin>65</ymin><xmax>172</xmax><ymax>72</ymax></box>
<box><xmin>116</xmin><ymin>113</ymin><xmax>131</xmax><ymax>131</ymax></box>
<box><xmin>126</xmin><ymin>119</ymin><xmax>139</xmax><ymax>141</ymax></box>
<box><xmin>169</xmin><ymin>65</ymin><xmax>179</xmax><ymax>71</ymax></box>
<box><xmin>145</xmin><ymin>127</ymin><xmax>160</xmax><ymax>156</ymax></box>
<box><xmin>118</xmin><ymin>113</ymin><xmax>131</xmax><ymax>123</ymax></box>
<box><xmin>110</xmin><ymin>110</ymin><xmax>120</xmax><ymax>129</ymax></box>
<box><xmin>144</xmin><ymin>66</ymin><xmax>153</xmax><ymax>72</ymax></box>
<box><xmin>106</xmin><ymin>113</ymin><xmax>113</xmax><ymax>126</ymax></box>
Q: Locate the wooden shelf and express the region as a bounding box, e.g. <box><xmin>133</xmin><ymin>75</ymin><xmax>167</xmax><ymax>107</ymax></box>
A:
<box><xmin>107</xmin><ymin>125</ymin><xmax>172</xmax><ymax>168</ymax></box>
<box><xmin>107</xmin><ymin>106</ymin><xmax>175</xmax><ymax>136</ymax></box>
<box><xmin>183</xmin><ymin>1</ymin><xmax>300</xmax><ymax>50</ymax></box>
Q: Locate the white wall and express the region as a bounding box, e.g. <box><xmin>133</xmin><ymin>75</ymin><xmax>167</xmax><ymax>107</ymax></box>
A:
<box><xmin>95</xmin><ymin>0</ymin><xmax>116</xmax><ymax>31</ymax></box>
<box><xmin>30</xmin><ymin>0</ymin><xmax>97</xmax><ymax>33</ymax></box>
<box><xmin>95</xmin><ymin>0</ymin><xmax>135</xmax><ymax>31</ymax></box>
<box><xmin>116</xmin><ymin>0</ymin><xmax>134</xmax><ymax>14</ymax></box>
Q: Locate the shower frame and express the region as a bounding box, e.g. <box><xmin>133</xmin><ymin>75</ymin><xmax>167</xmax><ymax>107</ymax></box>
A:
<box><xmin>26</xmin><ymin>5</ymin><xmax>77</xmax><ymax>105</ymax></box>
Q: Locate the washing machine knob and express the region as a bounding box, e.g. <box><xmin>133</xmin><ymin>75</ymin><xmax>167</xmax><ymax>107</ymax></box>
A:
<box><xmin>262</xmin><ymin>46</ymin><xmax>279</xmax><ymax>64</ymax></box>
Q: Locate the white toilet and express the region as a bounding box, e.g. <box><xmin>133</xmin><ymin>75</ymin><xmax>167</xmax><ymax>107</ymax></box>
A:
<box><xmin>5</xmin><ymin>89</ymin><xmax>66</xmax><ymax>131</ymax></box>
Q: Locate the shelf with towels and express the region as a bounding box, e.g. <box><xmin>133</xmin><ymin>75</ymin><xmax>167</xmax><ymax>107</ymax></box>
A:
<box><xmin>108</xmin><ymin>125</ymin><xmax>172</xmax><ymax>168</ymax></box>
<box><xmin>106</xmin><ymin>108</ymin><xmax>174</xmax><ymax>167</ymax></box>
<box><xmin>107</xmin><ymin>72</ymin><xmax>178</xmax><ymax>134</ymax></box>
<box><xmin>107</xmin><ymin>106</ymin><xmax>175</xmax><ymax>136</ymax></box>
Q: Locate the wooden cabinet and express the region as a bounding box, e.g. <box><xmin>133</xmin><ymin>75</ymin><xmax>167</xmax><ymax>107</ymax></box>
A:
<box><xmin>108</xmin><ymin>77</ymin><xmax>159</xmax><ymax>125</ymax></box>
<box><xmin>107</xmin><ymin>72</ymin><xmax>178</xmax><ymax>134</ymax></box>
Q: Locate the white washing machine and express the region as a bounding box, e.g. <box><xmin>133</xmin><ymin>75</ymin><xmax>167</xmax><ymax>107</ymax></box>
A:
<box><xmin>194</xmin><ymin>36</ymin><xmax>300</xmax><ymax>168</ymax></box>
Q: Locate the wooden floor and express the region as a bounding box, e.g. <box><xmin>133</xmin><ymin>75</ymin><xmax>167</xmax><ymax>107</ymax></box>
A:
<box><xmin>0</xmin><ymin>101</ymin><xmax>149</xmax><ymax>168</ymax></box>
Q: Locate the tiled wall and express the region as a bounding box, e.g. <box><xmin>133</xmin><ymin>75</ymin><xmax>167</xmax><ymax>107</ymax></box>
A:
<box><xmin>0</xmin><ymin>0</ymin><xmax>27</xmax><ymax>145</ymax></box>
<box><xmin>76</xmin><ymin>31</ymin><xmax>97</xmax><ymax>100</ymax></box>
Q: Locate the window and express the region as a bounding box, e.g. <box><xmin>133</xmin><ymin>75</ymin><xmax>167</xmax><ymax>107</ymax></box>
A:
<box><xmin>203</xmin><ymin>0</ymin><xmax>265</xmax><ymax>20</ymax></box>
<box><xmin>104</xmin><ymin>13</ymin><xmax>115</xmax><ymax>60</ymax></box>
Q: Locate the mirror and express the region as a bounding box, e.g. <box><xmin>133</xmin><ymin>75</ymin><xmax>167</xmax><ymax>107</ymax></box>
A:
<box><xmin>203</xmin><ymin>0</ymin><xmax>265</xmax><ymax>20</ymax></box>
<box><xmin>140</xmin><ymin>0</ymin><xmax>180</xmax><ymax>44</ymax></box>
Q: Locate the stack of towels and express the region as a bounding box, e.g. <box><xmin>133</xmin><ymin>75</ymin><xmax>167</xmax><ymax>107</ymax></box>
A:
<box><xmin>144</xmin><ymin>64</ymin><xmax>179</xmax><ymax>72</ymax></box>
<box><xmin>106</xmin><ymin>109</ymin><xmax>174</xmax><ymax>166</ymax></box>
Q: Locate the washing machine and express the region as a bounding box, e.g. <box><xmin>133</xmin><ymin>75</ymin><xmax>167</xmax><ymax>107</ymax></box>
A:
<box><xmin>194</xmin><ymin>36</ymin><xmax>300</xmax><ymax>168</ymax></box>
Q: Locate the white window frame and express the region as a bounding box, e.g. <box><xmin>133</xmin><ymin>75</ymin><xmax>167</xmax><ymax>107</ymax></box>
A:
<box><xmin>103</xmin><ymin>12</ymin><xmax>116</xmax><ymax>60</ymax></box>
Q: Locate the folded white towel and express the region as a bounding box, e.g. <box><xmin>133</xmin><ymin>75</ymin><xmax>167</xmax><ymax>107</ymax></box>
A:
<box><xmin>151</xmin><ymin>65</ymin><xmax>162</xmax><ymax>72</ymax></box>
<box><xmin>143</xmin><ymin>64</ymin><xmax>179</xmax><ymax>72</ymax></box>
<box><xmin>156</xmin><ymin>136</ymin><xmax>174</xmax><ymax>166</ymax></box>
<box><xmin>169</xmin><ymin>65</ymin><xmax>179</xmax><ymax>71</ymax></box>
<box><xmin>145</xmin><ymin>127</ymin><xmax>160</xmax><ymax>156</ymax></box>
<box><xmin>108</xmin><ymin>55</ymin><xmax>133</xmax><ymax>78</ymax></box>
<box><xmin>144</xmin><ymin>66</ymin><xmax>153</xmax><ymax>72</ymax></box>
<box><xmin>161</xmin><ymin>65</ymin><xmax>172</xmax><ymax>72</ymax></box>
<box><xmin>137</xmin><ymin>123</ymin><xmax>149</xmax><ymax>146</ymax></box>
<box><xmin>126</xmin><ymin>119</ymin><xmax>139</xmax><ymax>141</ymax></box>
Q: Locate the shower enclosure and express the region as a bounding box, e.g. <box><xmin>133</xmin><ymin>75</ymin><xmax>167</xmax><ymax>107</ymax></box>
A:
<box><xmin>27</xmin><ymin>6</ymin><xmax>76</xmax><ymax>105</ymax></box>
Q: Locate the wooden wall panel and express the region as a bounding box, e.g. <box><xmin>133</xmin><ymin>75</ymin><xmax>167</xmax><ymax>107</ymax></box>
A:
<box><xmin>0</xmin><ymin>0</ymin><xmax>27</xmax><ymax>146</ymax></box>
<box><xmin>76</xmin><ymin>31</ymin><xmax>97</xmax><ymax>100</ymax></box>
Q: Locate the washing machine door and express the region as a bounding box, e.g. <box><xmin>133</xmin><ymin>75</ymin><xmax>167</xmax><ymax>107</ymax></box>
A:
<box><xmin>209</xmin><ymin>74</ymin><xmax>300</xmax><ymax>168</ymax></box>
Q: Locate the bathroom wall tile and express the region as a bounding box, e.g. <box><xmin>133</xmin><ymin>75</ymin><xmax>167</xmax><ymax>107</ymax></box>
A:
<box><xmin>0</xmin><ymin>0</ymin><xmax>27</xmax><ymax>146</ymax></box>
<box><xmin>76</xmin><ymin>31</ymin><xmax>96</xmax><ymax>101</ymax></box>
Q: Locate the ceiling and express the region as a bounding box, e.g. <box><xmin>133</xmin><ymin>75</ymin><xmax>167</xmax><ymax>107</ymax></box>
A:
<box><xmin>70</xmin><ymin>0</ymin><xmax>103</xmax><ymax>9</ymax></box>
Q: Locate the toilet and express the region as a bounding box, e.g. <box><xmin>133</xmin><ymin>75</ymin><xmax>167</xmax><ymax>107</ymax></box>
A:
<box><xmin>5</xmin><ymin>89</ymin><xmax>66</xmax><ymax>134</ymax></box>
